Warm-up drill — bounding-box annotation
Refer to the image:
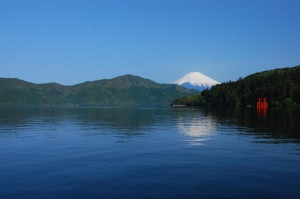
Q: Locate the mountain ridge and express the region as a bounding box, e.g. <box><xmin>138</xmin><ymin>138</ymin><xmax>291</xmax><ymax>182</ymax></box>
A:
<box><xmin>0</xmin><ymin>74</ymin><xmax>199</xmax><ymax>106</ymax></box>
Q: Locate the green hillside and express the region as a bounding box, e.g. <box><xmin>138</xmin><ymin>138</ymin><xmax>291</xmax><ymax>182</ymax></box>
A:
<box><xmin>0</xmin><ymin>75</ymin><xmax>198</xmax><ymax>106</ymax></box>
<box><xmin>171</xmin><ymin>65</ymin><xmax>300</xmax><ymax>107</ymax></box>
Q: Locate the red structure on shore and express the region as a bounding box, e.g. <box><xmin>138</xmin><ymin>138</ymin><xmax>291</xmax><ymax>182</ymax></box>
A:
<box><xmin>256</xmin><ymin>97</ymin><xmax>268</xmax><ymax>107</ymax></box>
<box><xmin>256</xmin><ymin>97</ymin><xmax>268</xmax><ymax>117</ymax></box>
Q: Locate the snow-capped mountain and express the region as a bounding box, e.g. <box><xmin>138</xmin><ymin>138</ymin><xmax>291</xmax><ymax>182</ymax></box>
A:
<box><xmin>173</xmin><ymin>72</ymin><xmax>220</xmax><ymax>91</ymax></box>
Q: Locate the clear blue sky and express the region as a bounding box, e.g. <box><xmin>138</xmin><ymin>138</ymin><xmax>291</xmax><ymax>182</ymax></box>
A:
<box><xmin>1</xmin><ymin>0</ymin><xmax>299</xmax><ymax>85</ymax></box>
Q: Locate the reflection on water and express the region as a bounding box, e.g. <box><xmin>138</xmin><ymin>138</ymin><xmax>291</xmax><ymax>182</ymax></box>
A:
<box><xmin>176</xmin><ymin>112</ymin><xmax>216</xmax><ymax>146</ymax></box>
<box><xmin>257</xmin><ymin>104</ymin><xmax>268</xmax><ymax>118</ymax></box>
<box><xmin>0</xmin><ymin>107</ymin><xmax>163</xmax><ymax>139</ymax></box>
<box><xmin>0</xmin><ymin>106</ymin><xmax>299</xmax><ymax>145</ymax></box>
<box><xmin>1</xmin><ymin>107</ymin><xmax>300</xmax><ymax>199</ymax></box>
<box><xmin>209</xmin><ymin>107</ymin><xmax>300</xmax><ymax>145</ymax></box>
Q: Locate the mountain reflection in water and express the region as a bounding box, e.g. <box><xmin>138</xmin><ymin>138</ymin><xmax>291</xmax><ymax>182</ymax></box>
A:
<box><xmin>0</xmin><ymin>107</ymin><xmax>299</xmax><ymax>145</ymax></box>
<box><xmin>210</xmin><ymin>106</ymin><xmax>300</xmax><ymax>145</ymax></box>
<box><xmin>1</xmin><ymin>107</ymin><xmax>300</xmax><ymax>199</ymax></box>
<box><xmin>177</xmin><ymin>113</ymin><xmax>216</xmax><ymax>146</ymax></box>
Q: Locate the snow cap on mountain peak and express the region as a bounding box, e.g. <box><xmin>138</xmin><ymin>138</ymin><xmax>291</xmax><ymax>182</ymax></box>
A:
<box><xmin>173</xmin><ymin>72</ymin><xmax>220</xmax><ymax>91</ymax></box>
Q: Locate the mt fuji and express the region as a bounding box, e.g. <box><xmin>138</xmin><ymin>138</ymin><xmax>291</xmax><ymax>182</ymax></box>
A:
<box><xmin>173</xmin><ymin>72</ymin><xmax>220</xmax><ymax>91</ymax></box>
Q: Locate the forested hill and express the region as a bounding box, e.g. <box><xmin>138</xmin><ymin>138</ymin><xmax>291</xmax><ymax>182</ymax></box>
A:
<box><xmin>171</xmin><ymin>65</ymin><xmax>300</xmax><ymax>106</ymax></box>
<box><xmin>0</xmin><ymin>75</ymin><xmax>198</xmax><ymax>106</ymax></box>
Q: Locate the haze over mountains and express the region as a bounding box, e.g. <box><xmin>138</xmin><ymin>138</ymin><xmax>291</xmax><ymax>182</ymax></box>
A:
<box><xmin>173</xmin><ymin>72</ymin><xmax>220</xmax><ymax>91</ymax></box>
<box><xmin>0</xmin><ymin>75</ymin><xmax>199</xmax><ymax>106</ymax></box>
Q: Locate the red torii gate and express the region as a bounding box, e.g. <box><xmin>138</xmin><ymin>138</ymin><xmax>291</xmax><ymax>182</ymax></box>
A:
<box><xmin>256</xmin><ymin>97</ymin><xmax>268</xmax><ymax>118</ymax></box>
<box><xmin>256</xmin><ymin>97</ymin><xmax>268</xmax><ymax>107</ymax></box>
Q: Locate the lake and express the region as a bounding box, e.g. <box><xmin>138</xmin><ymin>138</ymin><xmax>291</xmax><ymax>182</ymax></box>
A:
<box><xmin>0</xmin><ymin>106</ymin><xmax>300</xmax><ymax>199</ymax></box>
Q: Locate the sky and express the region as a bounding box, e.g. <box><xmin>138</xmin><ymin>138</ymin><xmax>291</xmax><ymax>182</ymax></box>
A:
<box><xmin>1</xmin><ymin>0</ymin><xmax>300</xmax><ymax>85</ymax></box>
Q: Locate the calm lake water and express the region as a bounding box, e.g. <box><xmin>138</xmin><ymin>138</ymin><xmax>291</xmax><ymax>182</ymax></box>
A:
<box><xmin>0</xmin><ymin>106</ymin><xmax>300</xmax><ymax>199</ymax></box>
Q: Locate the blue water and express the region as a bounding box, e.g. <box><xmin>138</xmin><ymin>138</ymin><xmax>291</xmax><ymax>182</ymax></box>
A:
<box><xmin>0</xmin><ymin>107</ymin><xmax>300</xmax><ymax>199</ymax></box>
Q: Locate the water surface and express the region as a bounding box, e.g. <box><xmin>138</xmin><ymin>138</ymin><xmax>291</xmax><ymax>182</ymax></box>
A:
<box><xmin>0</xmin><ymin>107</ymin><xmax>300</xmax><ymax>199</ymax></box>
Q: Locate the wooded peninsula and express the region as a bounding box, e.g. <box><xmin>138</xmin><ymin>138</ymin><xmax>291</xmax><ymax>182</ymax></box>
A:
<box><xmin>171</xmin><ymin>65</ymin><xmax>300</xmax><ymax>107</ymax></box>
